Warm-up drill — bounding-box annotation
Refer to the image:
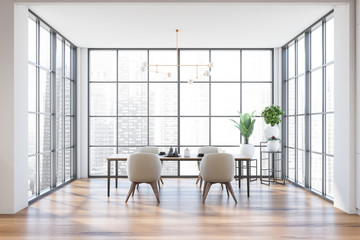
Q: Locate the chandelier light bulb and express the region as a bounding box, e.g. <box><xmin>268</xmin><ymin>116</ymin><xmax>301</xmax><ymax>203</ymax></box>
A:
<box><xmin>188</xmin><ymin>79</ymin><xmax>194</xmax><ymax>84</ymax></box>
<box><xmin>141</xmin><ymin>66</ymin><xmax>147</xmax><ymax>72</ymax></box>
<box><xmin>167</xmin><ymin>72</ymin><xmax>172</xmax><ymax>78</ymax></box>
<box><xmin>208</xmin><ymin>62</ymin><xmax>214</xmax><ymax>68</ymax></box>
<box><xmin>203</xmin><ymin>70</ymin><xmax>211</xmax><ymax>77</ymax></box>
<box><xmin>142</xmin><ymin>62</ymin><xmax>147</xmax><ymax>68</ymax></box>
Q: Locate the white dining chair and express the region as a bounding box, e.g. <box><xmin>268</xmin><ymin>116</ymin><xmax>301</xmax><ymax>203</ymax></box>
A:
<box><xmin>125</xmin><ymin>153</ymin><xmax>162</xmax><ymax>203</ymax></box>
<box><xmin>137</xmin><ymin>146</ymin><xmax>164</xmax><ymax>187</ymax></box>
<box><xmin>196</xmin><ymin>146</ymin><xmax>220</xmax><ymax>188</ymax></box>
<box><xmin>200</xmin><ymin>153</ymin><xmax>237</xmax><ymax>203</ymax></box>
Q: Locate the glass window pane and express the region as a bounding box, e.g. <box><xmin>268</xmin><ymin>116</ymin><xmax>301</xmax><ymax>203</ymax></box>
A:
<box><xmin>326</xmin><ymin>18</ymin><xmax>334</xmax><ymax>63</ymax></box>
<box><xmin>211</xmin><ymin>117</ymin><xmax>240</xmax><ymax>145</ymax></box>
<box><xmin>288</xmin><ymin>79</ymin><xmax>295</xmax><ymax>115</ymax></box>
<box><xmin>89</xmin><ymin>147</ymin><xmax>116</xmax><ymax>176</ymax></box>
<box><xmin>56</xmin><ymin>76</ymin><xmax>63</xmax><ymax>114</ymax></box>
<box><xmin>297</xmin><ymin>150</ymin><xmax>305</xmax><ymax>185</ymax></box>
<box><xmin>288</xmin><ymin>44</ymin><xmax>295</xmax><ymax>78</ymax></box>
<box><xmin>180</xmin><ymin>83</ymin><xmax>209</xmax><ymax>116</ymax></box>
<box><xmin>326</xmin><ymin>114</ymin><xmax>334</xmax><ymax>155</ymax></box>
<box><xmin>311</xmin><ymin>69</ymin><xmax>323</xmax><ymax>113</ymax></box>
<box><xmin>311</xmin><ymin>114</ymin><xmax>323</xmax><ymax>153</ymax></box>
<box><xmin>180</xmin><ymin>50</ymin><xmax>209</xmax><ymax>82</ymax></box>
<box><xmin>90</xmin><ymin>83</ymin><xmax>117</xmax><ymax>116</ymax></box>
<box><xmin>39</xmin><ymin>115</ymin><xmax>51</xmax><ymax>153</ymax></box>
<box><xmin>39</xmin><ymin>69</ymin><xmax>51</xmax><ymax>113</ymax></box>
<box><xmin>149</xmin><ymin>83</ymin><xmax>177</xmax><ymax>116</ymax></box>
<box><xmin>288</xmin><ymin>117</ymin><xmax>295</xmax><ymax>148</ymax></box>
<box><xmin>242</xmin><ymin>83</ymin><xmax>271</xmax><ymax>116</ymax></box>
<box><xmin>298</xmin><ymin>76</ymin><xmax>305</xmax><ymax>114</ymax></box>
<box><xmin>288</xmin><ymin>148</ymin><xmax>295</xmax><ymax>180</ymax></box>
<box><xmin>311</xmin><ymin>153</ymin><xmax>322</xmax><ymax>192</ymax></box>
<box><xmin>28</xmin><ymin>114</ymin><xmax>36</xmax><ymax>155</ymax></box>
<box><xmin>56</xmin><ymin>150</ymin><xmax>64</xmax><ymax>185</ymax></box>
<box><xmin>39</xmin><ymin>153</ymin><xmax>51</xmax><ymax>192</ymax></box>
<box><xmin>211</xmin><ymin>83</ymin><xmax>240</xmax><ymax>116</ymax></box>
<box><xmin>56</xmin><ymin>116</ymin><xmax>63</xmax><ymax>149</ymax></box>
<box><xmin>149</xmin><ymin>50</ymin><xmax>177</xmax><ymax>81</ymax></box>
<box><xmin>90</xmin><ymin>50</ymin><xmax>117</xmax><ymax>81</ymax></box>
<box><xmin>162</xmin><ymin>161</ymin><xmax>178</xmax><ymax>176</ymax></box>
<box><xmin>28</xmin><ymin>64</ymin><xmax>37</xmax><ymax>112</ymax></box>
<box><xmin>326</xmin><ymin>156</ymin><xmax>334</xmax><ymax>197</ymax></box>
<box><xmin>65</xmin><ymin>79</ymin><xmax>71</xmax><ymax>115</ymax></box>
<box><xmin>65</xmin><ymin>43</ymin><xmax>71</xmax><ymax>78</ymax></box>
<box><xmin>65</xmin><ymin>148</ymin><xmax>71</xmax><ymax>180</ymax></box>
<box><xmin>28</xmin><ymin>156</ymin><xmax>36</xmax><ymax>197</ymax></box>
<box><xmin>298</xmin><ymin>37</ymin><xmax>305</xmax><ymax>75</ymax></box>
<box><xmin>311</xmin><ymin>25</ymin><xmax>323</xmax><ymax>69</ymax></box>
<box><xmin>118</xmin><ymin>83</ymin><xmax>147</xmax><ymax>116</ymax></box>
<box><xmin>65</xmin><ymin>117</ymin><xmax>72</xmax><ymax>148</ymax></box>
<box><xmin>297</xmin><ymin>116</ymin><xmax>305</xmax><ymax>150</ymax></box>
<box><xmin>149</xmin><ymin>117</ymin><xmax>178</xmax><ymax>145</ymax></box>
<box><xmin>211</xmin><ymin>50</ymin><xmax>240</xmax><ymax>81</ymax></box>
<box><xmin>242</xmin><ymin>50</ymin><xmax>271</xmax><ymax>82</ymax></box>
<box><xmin>180</xmin><ymin>161</ymin><xmax>199</xmax><ymax>176</ymax></box>
<box><xmin>118</xmin><ymin>50</ymin><xmax>147</xmax><ymax>81</ymax></box>
<box><xmin>56</xmin><ymin>37</ymin><xmax>63</xmax><ymax>75</ymax></box>
<box><xmin>118</xmin><ymin>117</ymin><xmax>148</xmax><ymax>145</ymax></box>
<box><xmin>28</xmin><ymin>18</ymin><xmax>36</xmax><ymax>63</ymax></box>
<box><xmin>249</xmin><ymin>117</ymin><xmax>266</xmax><ymax>145</ymax></box>
<box><xmin>180</xmin><ymin>117</ymin><xmax>209</xmax><ymax>145</ymax></box>
<box><xmin>90</xmin><ymin>117</ymin><xmax>116</xmax><ymax>146</ymax></box>
<box><xmin>39</xmin><ymin>25</ymin><xmax>50</xmax><ymax>69</ymax></box>
<box><xmin>326</xmin><ymin>64</ymin><xmax>334</xmax><ymax>112</ymax></box>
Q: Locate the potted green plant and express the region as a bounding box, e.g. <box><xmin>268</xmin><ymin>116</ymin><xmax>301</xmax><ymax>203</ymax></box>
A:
<box><xmin>230</xmin><ymin>111</ymin><xmax>256</xmax><ymax>158</ymax></box>
<box><xmin>267</xmin><ymin>136</ymin><xmax>281</xmax><ymax>152</ymax></box>
<box><xmin>261</xmin><ymin>105</ymin><xmax>284</xmax><ymax>139</ymax></box>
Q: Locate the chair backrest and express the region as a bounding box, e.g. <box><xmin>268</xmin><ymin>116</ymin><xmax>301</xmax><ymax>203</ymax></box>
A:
<box><xmin>137</xmin><ymin>146</ymin><xmax>159</xmax><ymax>154</ymax></box>
<box><xmin>198</xmin><ymin>146</ymin><xmax>219</xmax><ymax>154</ymax></box>
<box><xmin>127</xmin><ymin>153</ymin><xmax>161</xmax><ymax>183</ymax></box>
<box><xmin>200</xmin><ymin>153</ymin><xmax>234</xmax><ymax>183</ymax></box>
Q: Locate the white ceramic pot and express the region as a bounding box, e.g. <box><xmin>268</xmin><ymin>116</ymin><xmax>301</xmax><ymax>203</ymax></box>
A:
<box><xmin>264</xmin><ymin>125</ymin><xmax>280</xmax><ymax>139</ymax></box>
<box><xmin>239</xmin><ymin>144</ymin><xmax>254</xmax><ymax>158</ymax></box>
<box><xmin>267</xmin><ymin>140</ymin><xmax>280</xmax><ymax>152</ymax></box>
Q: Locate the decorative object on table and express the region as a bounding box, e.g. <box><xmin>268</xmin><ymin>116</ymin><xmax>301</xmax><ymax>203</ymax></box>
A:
<box><xmin>230</xmin><ymin>111</ymin><xmax>256</xmax><ymax>158</ymax></box>
<box><xmin>184</xmin><ymin>148</ymin><xmax>191</xmax><ymax>157</ymax></box>
<box><xmin>261</xmin><ymin>105</ymin><xmax>284</xmax><ymax>139</ymax></box>
<box><xmin>197</xmin><ymin>153</ymin><xmax>205</xmax><ymax>157</ymax></box>
<box><xmin>167</xmin><ymin>147</ymin><xmax>173</xmax><ymax>157</ymax></box>
<box><xmin>267</xmin><ymin>136</ymin><xmax>281</xmax><ymax>152</ymax></box>
<box><xmin>173</xmin><ymin>148</ymin><xmax>179</xmax><ymax>157</ymax></box>
<box><xmin>159</xmin><ymin>151</ymin><xmax>166</xmax><ymax>155</ymax></box>
<box><xmin>141</xmin><ymin>29</ymin><xmax>213</xmax><ymax>84</ymax></box>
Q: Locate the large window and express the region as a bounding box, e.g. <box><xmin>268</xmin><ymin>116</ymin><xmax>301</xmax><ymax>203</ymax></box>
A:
<box><xmin>28</xmin><ymin>12</ymin><xmax>77</xmax><ymax>200</ymax></box>
<box><xmin>283</xmin><ymin>12</ymin><xmax>334</xmax><ymax>200</ymax></box>
<box><xmin>89</xmin><ymin>49</ymin><xmax>273</xmax><ymax>176</ymax></box>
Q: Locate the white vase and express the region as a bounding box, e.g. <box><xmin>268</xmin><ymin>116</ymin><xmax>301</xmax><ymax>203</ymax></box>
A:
<box><xmin>264</xmin><ymin>125</ymin><xmax>280</xmax><ymax>139</ymax></box>
<box><xmin>239</xmin><ymin>144</ymin><xmax>254</xmax><ymax>158</ymax></box>
<box><xmin>267</xmin><ymin>140</ymin><xmax>280</xmax><ymax>152</ymax></box>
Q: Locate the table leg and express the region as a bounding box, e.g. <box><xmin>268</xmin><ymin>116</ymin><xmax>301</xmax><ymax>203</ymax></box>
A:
<box><xmin>107</xmin><ymin>160</ymin><xmax>110</xmax><ymax>197</ymax></box>
<box><xmin>238</xmin><ymin>160</ymin><xmax>241</xmax><ymax>189</ymax></box>
<box><xmin>247</xmin><ymin>160</ymin><xmax>250</xmax><ymax>197</ymax></box>
<box><xmin>115</xmin><ymin>160</ymin><xmax>118</xmax><ymax>188</ymax></box>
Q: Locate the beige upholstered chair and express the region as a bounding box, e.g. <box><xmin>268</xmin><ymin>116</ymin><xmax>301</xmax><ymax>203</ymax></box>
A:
<box><xmin>200</xmin><ymin>153</ymin><xmax>237</xmax><ymax>203</ymax></box>
<box><xmin>125</xmin><ymin>153</ymin><xmax>162</xmax><ymax>203</ymax></box>
<box><xmin>137</xmin><ymin>146</ymin><xmax>164</xmax><ymax>186</ymax></box>
<box><xmin>196</xmin><ymin>147</ymin><xmax>220</xmax><ymax>188</ymax></box>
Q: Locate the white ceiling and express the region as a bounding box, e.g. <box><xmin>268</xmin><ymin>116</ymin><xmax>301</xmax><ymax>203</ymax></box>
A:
<box><xmin>28</xmin><ymin>3</ymin><xmax>335</xmax><ymax>48</ymax></box>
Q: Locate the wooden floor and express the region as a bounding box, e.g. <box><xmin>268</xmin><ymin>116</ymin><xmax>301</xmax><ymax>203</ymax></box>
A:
<box><xmin>1</xmin><ymin>178</ymin><xmax>360</xmax><ymax>239</ymax></box>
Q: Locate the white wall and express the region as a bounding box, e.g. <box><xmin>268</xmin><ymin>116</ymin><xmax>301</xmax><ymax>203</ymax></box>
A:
<box><xmin>355</xmin><ymin>0</ymin><xmax>360</xmax><ymax>214</ymax></box>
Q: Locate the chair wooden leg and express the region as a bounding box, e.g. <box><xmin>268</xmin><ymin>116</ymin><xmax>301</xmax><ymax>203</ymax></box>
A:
<box><xmin>225</xmin><ymin>183</ymin><xmax>229</xmax><ymax>198</ymax></box>
<box><xmin>125</xmin><ymin>182</ymin><xmax>136</xmax><ymax>203</ymax></box>
<box><xmin>200</xmin><ymin>177</ymin><xmax>203</xmax><ymax>189</ymax></box>
<box><xmin>221</xmin><ymin>183</ymin><xmax>224</xmax><ymax>190</ymax></box>
<box><xmin>132</xmin><ymin>185</ymin><xmax>136</xmax><ymax>196</ymax></box>
<box><xmin>226</xmin><ymin>182</ymin><xmax>237</xmax><ymax>204</ymax></box>
<box><xmin>203</xmin><ymin>182</ymin><xmax>208</xmax><ymax>197</ymax></box>
<box><xmin>203</xmin><ymin>183</ymin><xmax>212</xmax><ymax>203</ymax></box>
<box><xmin>137</xmin><ymin>184</ymin><xmax>139</xmax><ymax>189</ymax></box>
<box><xmin>160</xmin><ymin>177</ymin><xmax>164</xmax><ymax>185</ymax></box>
<box><xmin>195</xmin><ymin>173</ymin><xmax>201</xmax><ymax>184</ymax></box>
<box><xmin>150</xmin><ymin>182</ymin><xmax>160</xmax><ymax>203</ymax></box>
<box><xmin>158</xmin><ymin>180</ymin><xmax>161</xmax><ymax>191</ymax></box>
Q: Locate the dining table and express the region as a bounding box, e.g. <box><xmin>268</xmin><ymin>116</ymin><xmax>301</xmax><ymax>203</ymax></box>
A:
<box><xmin>106</xmin><ymin>154</ymin><xmax>256</xmax><ymax>198</ymax></box>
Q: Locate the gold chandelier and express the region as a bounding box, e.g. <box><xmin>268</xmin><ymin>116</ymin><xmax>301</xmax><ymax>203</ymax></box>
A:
<box><xmin>141</xmin><ymin>29</ymin><xmax>214</xmax><ymax>84</ymax></box>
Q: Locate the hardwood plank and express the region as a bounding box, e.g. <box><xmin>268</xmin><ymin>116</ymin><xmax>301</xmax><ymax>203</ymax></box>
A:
<box><xmin>0</xmin><ymin>179</ymin><xmax>360</xmax><ymax>239</ymax></box>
